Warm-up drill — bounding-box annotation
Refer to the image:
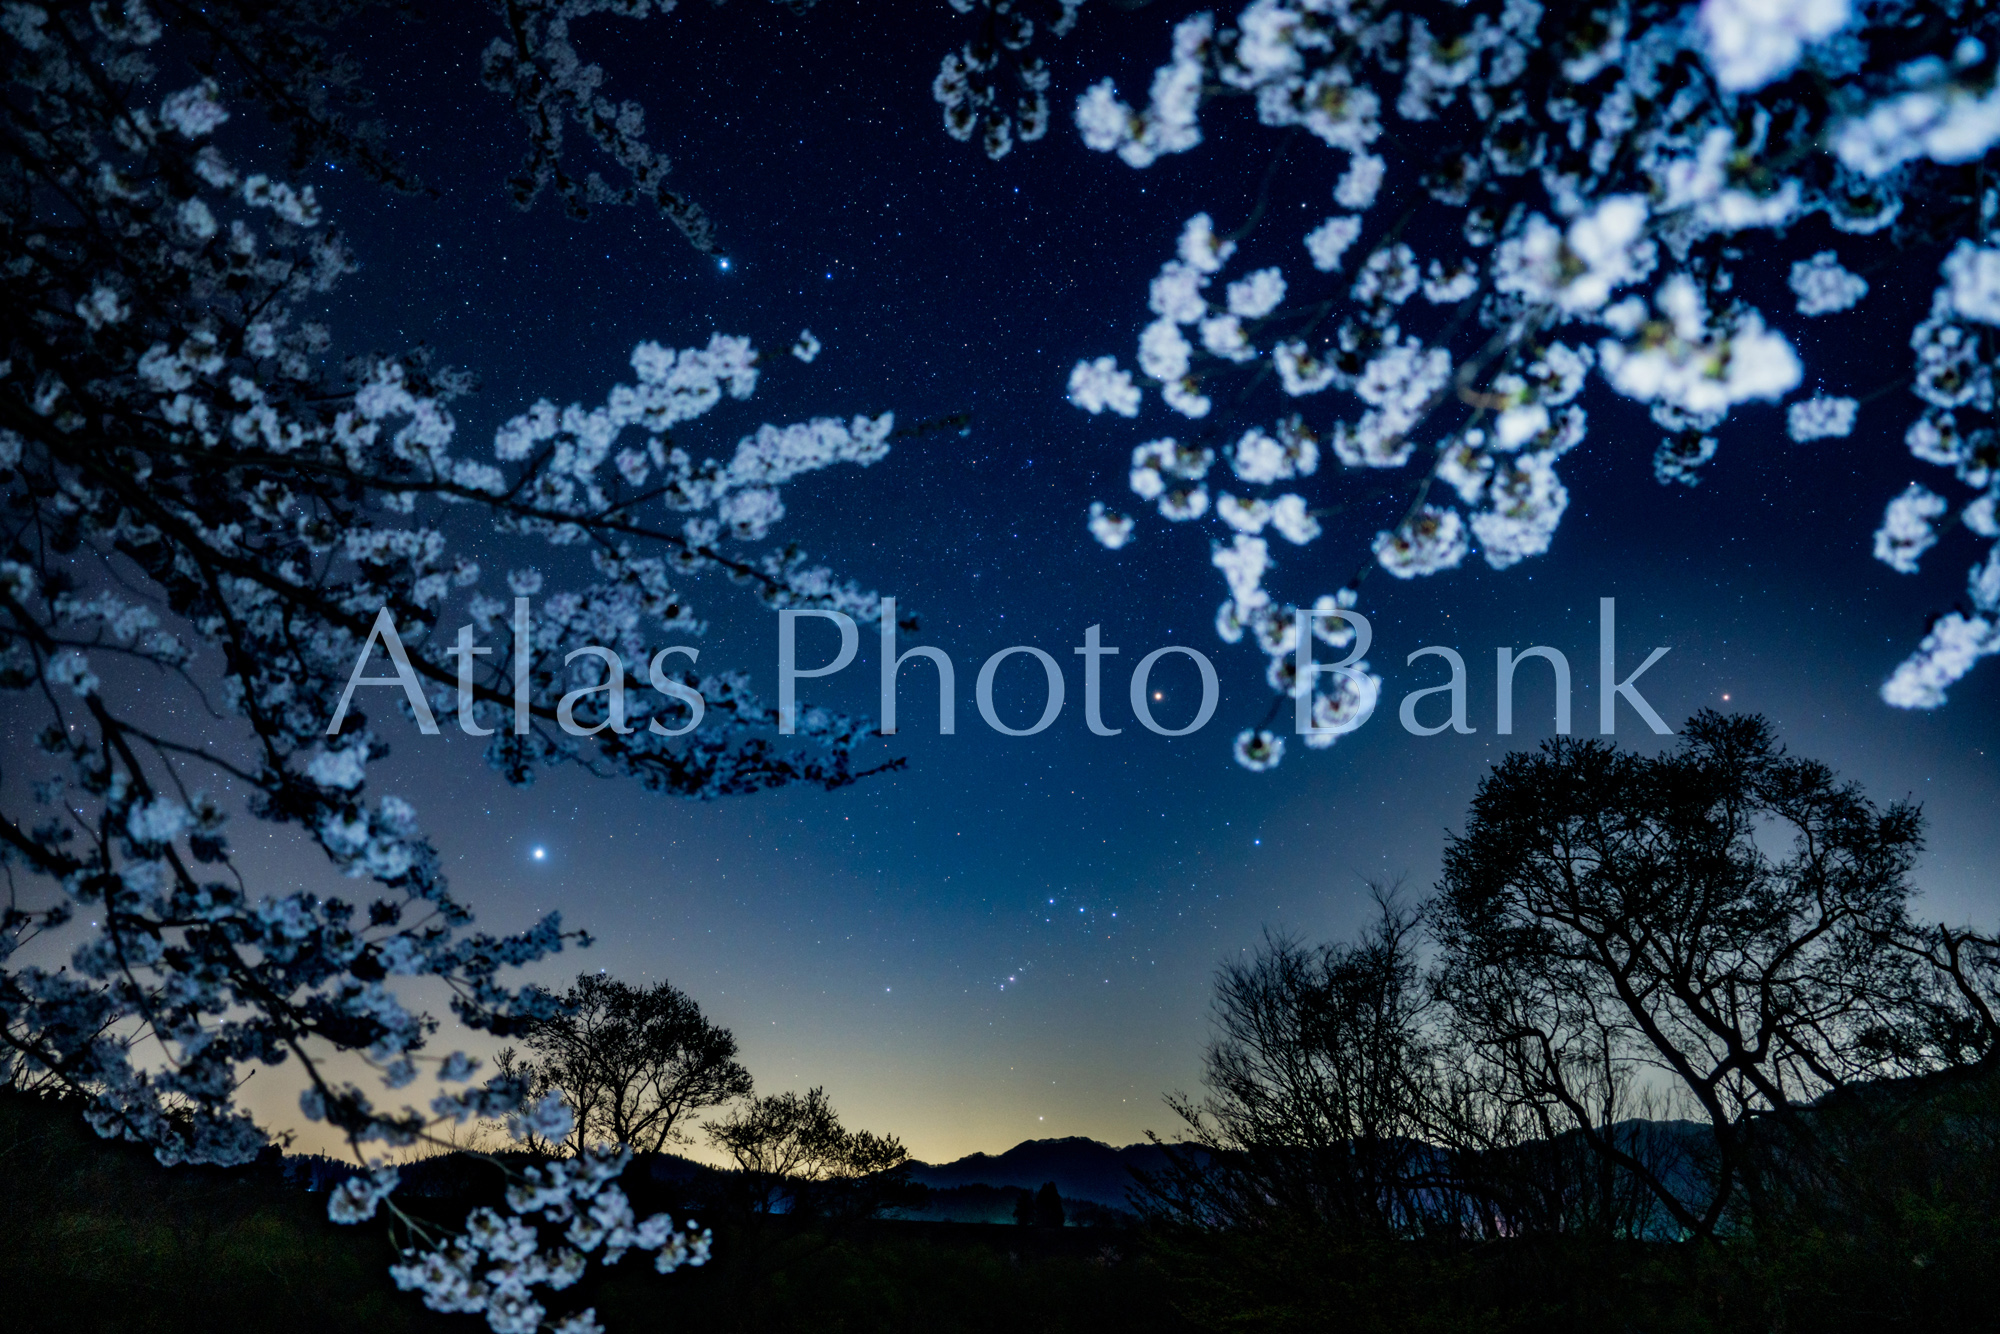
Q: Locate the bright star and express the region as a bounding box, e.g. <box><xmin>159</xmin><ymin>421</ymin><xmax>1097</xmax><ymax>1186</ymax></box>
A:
<box><xmin>531</xmin><ymin>846</ymin><xmax>546</xmax><ymax>861</ymax></box>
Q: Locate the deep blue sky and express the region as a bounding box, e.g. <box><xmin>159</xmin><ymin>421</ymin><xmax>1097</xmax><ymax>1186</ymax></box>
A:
<box><xmin>204</xmin><ymin>2</ymin><xmax>2000</xmax><ymax>1159</ymax></box>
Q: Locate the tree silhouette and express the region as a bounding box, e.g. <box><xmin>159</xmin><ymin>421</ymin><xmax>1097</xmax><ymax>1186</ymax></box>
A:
<box><xmin>1147</xmin><ymin>889</ymin><xmax>1445</xmax><ymax>1238</ymax></box>
<box><xmin>1433</xmin><ymin>710</ymin><xmax>1989</xmax><ymax>1238</ymax></box>
<box><xmin>1141</xmin><ymin>714</ymin><xmax>2000</xmax><ymax>1253</ymax></box>
<box><xmin>499</xmin><ymin>972</ymin><xmax>753</xmax><ymax>1157</ymax></box>
<box><xmin>703</xmin><ymin>1085</ymin><xmax>912</xmax><ymax>1221</ymax></box>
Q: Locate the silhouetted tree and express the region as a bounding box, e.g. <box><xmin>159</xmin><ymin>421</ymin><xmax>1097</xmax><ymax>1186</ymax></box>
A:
<box><xmin>1433</xmin><ymin>711</ymin><xmax>1978</xmax><ymax>1239</ymax></box>
<box><xmin>1013</xmin><ymin>1187</ymin><xmax>1036</xmax><ymax>1226</ymax></box>
<box><xmin>498</xmin><ymin>972</ymin><xmax>753</xmax><ymax>1157</ymax></box>
<box><xmin>1033</xmin><ymin>1180</ymin><xmax>1065</xmax><ymax>1228</ymax></box>
<box><xmin>1140</xmin><ymin>888</ymin><xmax>1447</xmax><ymax>1238</ymax></box>
<box><xmin>703</xmin><ymin>1085</ymin><xmax>914</xmax><ymax>1221</ymax></box>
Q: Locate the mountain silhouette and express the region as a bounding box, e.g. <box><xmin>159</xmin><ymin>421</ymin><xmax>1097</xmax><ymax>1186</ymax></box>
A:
<box><xmin>905</xmin><ymin>1136</ymin><xmax>1178</xmax><ymax>1208</ymax></box>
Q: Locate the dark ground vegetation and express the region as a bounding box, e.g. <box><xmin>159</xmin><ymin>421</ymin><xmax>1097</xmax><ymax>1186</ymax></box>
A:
<box><xmin>5</xmin><ymin>1072</ymin><xmax>1998</xmax><ymax>1334</ymax></box>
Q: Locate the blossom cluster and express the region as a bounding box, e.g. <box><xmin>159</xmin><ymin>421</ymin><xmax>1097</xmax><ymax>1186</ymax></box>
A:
<box><xmin>1049</xmin><ymin>0</ymin><xmax>2000</xmax><ymax>759</ymax></box>
<box><xmin>385</xmin><ymin>1144</ymin><xmax>711</xmax><ymax>1334</ymax></box>
<box><xmin>931</xmin><ymin>0</ymin><xmax>1084</xmax><ymax>160</ymax></box>
<box><xmin>0</xmin><ymin>7</ymin><xmax>942</xmax><ymax>1323</ymax></box>
<box><xmin>479</xmin><ymin>0</ymin><xmax>724</xmax><ymax>250</ymax></box>
<box><xmin>1880</xmin><ymin>239</ymin><xmax>2000</xmax><ymax>706</ymax></box>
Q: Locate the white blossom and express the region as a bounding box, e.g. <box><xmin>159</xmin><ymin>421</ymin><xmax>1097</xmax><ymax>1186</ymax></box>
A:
<box><xmin>177</xmin><ymin>197</ymin><xmax>217</xmax><ymax>239</ymax></box>
<box><xmin>45</xmin><ymin>650</ymin><xmax>99</xmax><ymax>696</ymax></box>
<box><xmin>1267</xmin><ymin>493</ymin><xmax>1319</xmax><ymax>544</ymax></box>
<box><xmin>1273</xmin><ymin>341</ymin><xmax>1337</xmax><ymax>396</ymax></box>
<box><xmin>1374</xmin><ymin>505</ymin><xmax>1468</xmax><ymax>578</ymax></box>
<box><xmin>1789</xmin><ymin>251</ymin><xmax>1867</xmax><ymax>316</ymax></box>
<box><xmin>1302</xmin><ymin>666</ymin><xmax>1380</xmax><ymax>748</ymax></box>
<box><xmin>1305</xmin><ymin>216</ymin><xmax>1362</xmax><ymax>272</ymax></box>
<box><xmin>1088</xmin><ymin>501</ymin><xmax>1135</xmax><ymax>549</ymax></box>
<box><xmin>1881</xmin><ymin>612</ymin><xmax>1999</xmax><ymax>709</ymax></box>
<box><xmin>1226</xmin><ymin>267</ymin><xmax>1287</xmax><ymax>319</ymax></box>
<box><xmin>328</xmin><ymin>1166</ymin><xmax>401</xmax><ymax>1224</ymax></box>
<box><xmin>1786</xmin><ymin>394</ymin><xmax>1858</xmax><ymax>442</ymax></box>
<box><xmin>1211</xmin><ymin>533</ymin><xmax>1270</xmax><ymax>610</ymax></box>
<box><xmin>1159</xmin><ymin>485</ymin><xmax>1210</xmax><ymax>520</ymax></box>
<box><xmin>1904</xmin><ymin>410</ymin><xmax>1998</xmax><ymax>488</ymax></box>
<box><xmin>1423</xmin><ymin>258</ymin><xmax>1479</xmax><ymax>304</ymax></box>
<box><xmin>75</xmin><ymin>285</ymin><xmax>129</xmax><ymax>329</ymax></box>
<box><xmin>1598</xmin><ymin>276</ymin><xmax>1801</xmax><ymax>417</ymax></box>
<box><xmin>1833</xmin><ymin>66</ymin><xmax>2000</xmax><ymax>178</ymax></box>
<box><xmin>1232</xmin><ymin>728</ymin><xmax>1284</xmax><ymax>772</ymax></box>
<box><xmin>1698</xmin><ymin>0</ymin><xmax>1849</xmax><ymax>92</ymax></box>
<box><xmin>1439</xmin><ymin>438</ymin><xmax>1494</xmax><ymax>504</ymax></box>
<box><xmin>1352</xmin><ymin>245</ymin><xmax>1420</xmax><ymax>307</ymax></box>
<box><xmin>1178</xmin><ymin>212</ymin><xmax>1236</xmax><ymax>275</ymax></box>
<box><xmin>160</xmin><ymin>80</ymin><xmax>230</xmax><ymax>138</ymax></box>
<box><xmin>1200</xmin><ymin>315</ymin><xmax>1256</xmax><ymax>363</ymax></box>
<box><xmin>1218</xmin><ymin>493</ymin><xmax>1272</xmax><ymax>534</ymax></box>
<box><xmin>1942</xmin><ymin>241</ymin><xmax>2000</xmax><ymax>326</ymax></box>
<box><xmin>1334</xmin><ymin>153</ymin><xmax>1385</xmax><ymax>211</ymax></box>
<box><xmin>126</xmin><ymin>796</ymin><xmax>192</xmax><ymax>846</ymax></box>
<box><xmin>306</xmin><ymin>747</ymin><xmax>369</xmax><ymax>790</ymax></box>
<box><xmin>1232</xmin><ymin>429</ymin><xmax>1295</xmax><ymax>484</ymax></box>
<box><xmin>1073</xmin><ymin>14</ymin><xmax>1213</xmax><ymax>168</ymax></box>
<box><xmin>1493</xmin><ymin>196</ymin><xmax>1656</xmax><ymax>315</ymax></box>
<box><xmin>1472</xmin><ymin>451</ymin><xmax>1569</xmax><ymax>568</ymax></box>
<box><xmin>1067</xmin><ymin>356</ymin><xmax>1141</xmax><ymax>416</ymax></box>
<box><xmin>1163</xmin><ymin>378</ymin><xmax>1214</xmax><ymax>418</ymax></box>
<box><xmin>1150</xmin><ymin>260</ymin><xmax>1209</xmax><ymax>323</ymax></box>
<box><xmin>1873</xmin><ymin>483</ymin><xmax>1948</xmax><ymax>573</ymax></box>
<box><xmin>1139</xmin><ymin>318</ymin><xmax>1193</xmax><ymax>381</ymax></box>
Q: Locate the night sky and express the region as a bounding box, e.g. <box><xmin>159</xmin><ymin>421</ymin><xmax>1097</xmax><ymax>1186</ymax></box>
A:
<box><xmin>178</xmin><ymin>3</ymin><xmax>2000</xmax><ymax>1161</ymax></box>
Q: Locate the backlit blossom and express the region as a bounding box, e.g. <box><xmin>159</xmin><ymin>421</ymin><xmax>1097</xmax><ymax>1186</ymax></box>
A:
<box><xmin>1493</xmin><ymin>196</ymin><xmax>1655</xmax><ymax>315</ymax></box>
<box><xmin>1232</xmin><ymin>728</ymin><xmax>1284</xmax><ymax>771</ymax></box>
<box><xmin>1140</xmin><ymin>318</ymin><xmax>1194</xmax><ymax>382</ymax></box>
<box><xmin>1088</xmin><ymin>502</ymin><xmax>1135</xmax><ymax>549</ymax></box>
<box><xmin>1786</xmin><ymin>395</ymin><xmax>1858</xmax><ymax>442</ymax></box>
<box><xmin>1334</xmin><ymin>153</ymin><xmax>1385</xmax><ymax>210</ymax></box>
<box><xmin>1881</xmin><ymin>612</ymin><xmax>1998</xmax><ymax>709</ymax></box>
<box><xmin>1268</xmin><ymin>494</ymin><xmax>1319</xmax><ymax>545</ymax></box>
<box><xmin>1598</xmin><ymin>277</ymin><xmax>1801</xmax><ymax>416</ymax></box>
<box><xmin>1068</xmin><ymin>356</ymin><xmax>1141</xmax><ymax>416</ymax></box>
<box><xmin>1789</xmin><ymin>251</ymin><xmax>1867</xmax><ymax>316</ymax></box>
<box><xmin>1374</xmin><ymin>505</ymin><xmax>1468</xmax><ymax>578</ymax></box>
<box><xmin>1698</xmin><ymin>0</ymin><xmax>1849</xmax><ymax>92</ymax></box>
<box><xmin>1073</xmin><ymin>14</ymin><xmax>1213</xmax><ymax>167</ymax></box>
<box><xmin>1226</xmin><ymin>267</ymin><xmax>1287</xmax><ymax>319</ymax></box>
<box><xmin>1874</xmin><ymin>483</ymin><xmax>1947</xmax><ymax>573</ymax></box>
<box><xmin>1273</xmin><ymin>341</ymin><xmax>1338</xmax><ymax>396</ymax></box>
<box><xmin>1942</xmin><ymin>241</ymin><xmax>2000</xmax><ymax>326</ymax></box>
<box><xmin>1305</xmin><ymin>216</ymin><xmax>1362</xmax><ymax>272</ymax></box>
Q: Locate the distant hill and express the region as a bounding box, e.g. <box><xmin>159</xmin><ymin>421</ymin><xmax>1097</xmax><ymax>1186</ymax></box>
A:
<box><xmin>280</xmin><ymin>1133</ymin><xmax>1187</xmax><ymax>1220</ymax></box>
<box><xmin>905</xmin><ymin>1136</ymin><xmax>1179</xmax><ymax>1208</ymax></box>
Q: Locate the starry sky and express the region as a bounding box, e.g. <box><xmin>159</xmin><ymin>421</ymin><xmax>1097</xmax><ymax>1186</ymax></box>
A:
<box><xmin>86</xmin><ymin>3</ymin><xmax>2000</xmax><ymax>1162</ymax></box>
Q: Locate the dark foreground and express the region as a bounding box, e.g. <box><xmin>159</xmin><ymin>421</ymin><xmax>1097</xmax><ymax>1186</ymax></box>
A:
<box><xmin>2</xmin><ymin>1090</ymin><xmax>1993</xmax><ymax>1334</ymax></box>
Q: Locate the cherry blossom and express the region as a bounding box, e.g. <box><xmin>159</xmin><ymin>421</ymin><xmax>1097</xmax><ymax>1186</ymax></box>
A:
<box><xmin>1050</xmin><ymin>0</ymin><xmax>2000</xmax><ymax>760</ymax></box>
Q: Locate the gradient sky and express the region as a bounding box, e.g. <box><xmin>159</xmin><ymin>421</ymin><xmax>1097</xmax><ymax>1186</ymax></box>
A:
<box><xmin>35</xmin><ymin>3</ymin><xmax>2000</xmax><ymax>1165</ymax></box>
